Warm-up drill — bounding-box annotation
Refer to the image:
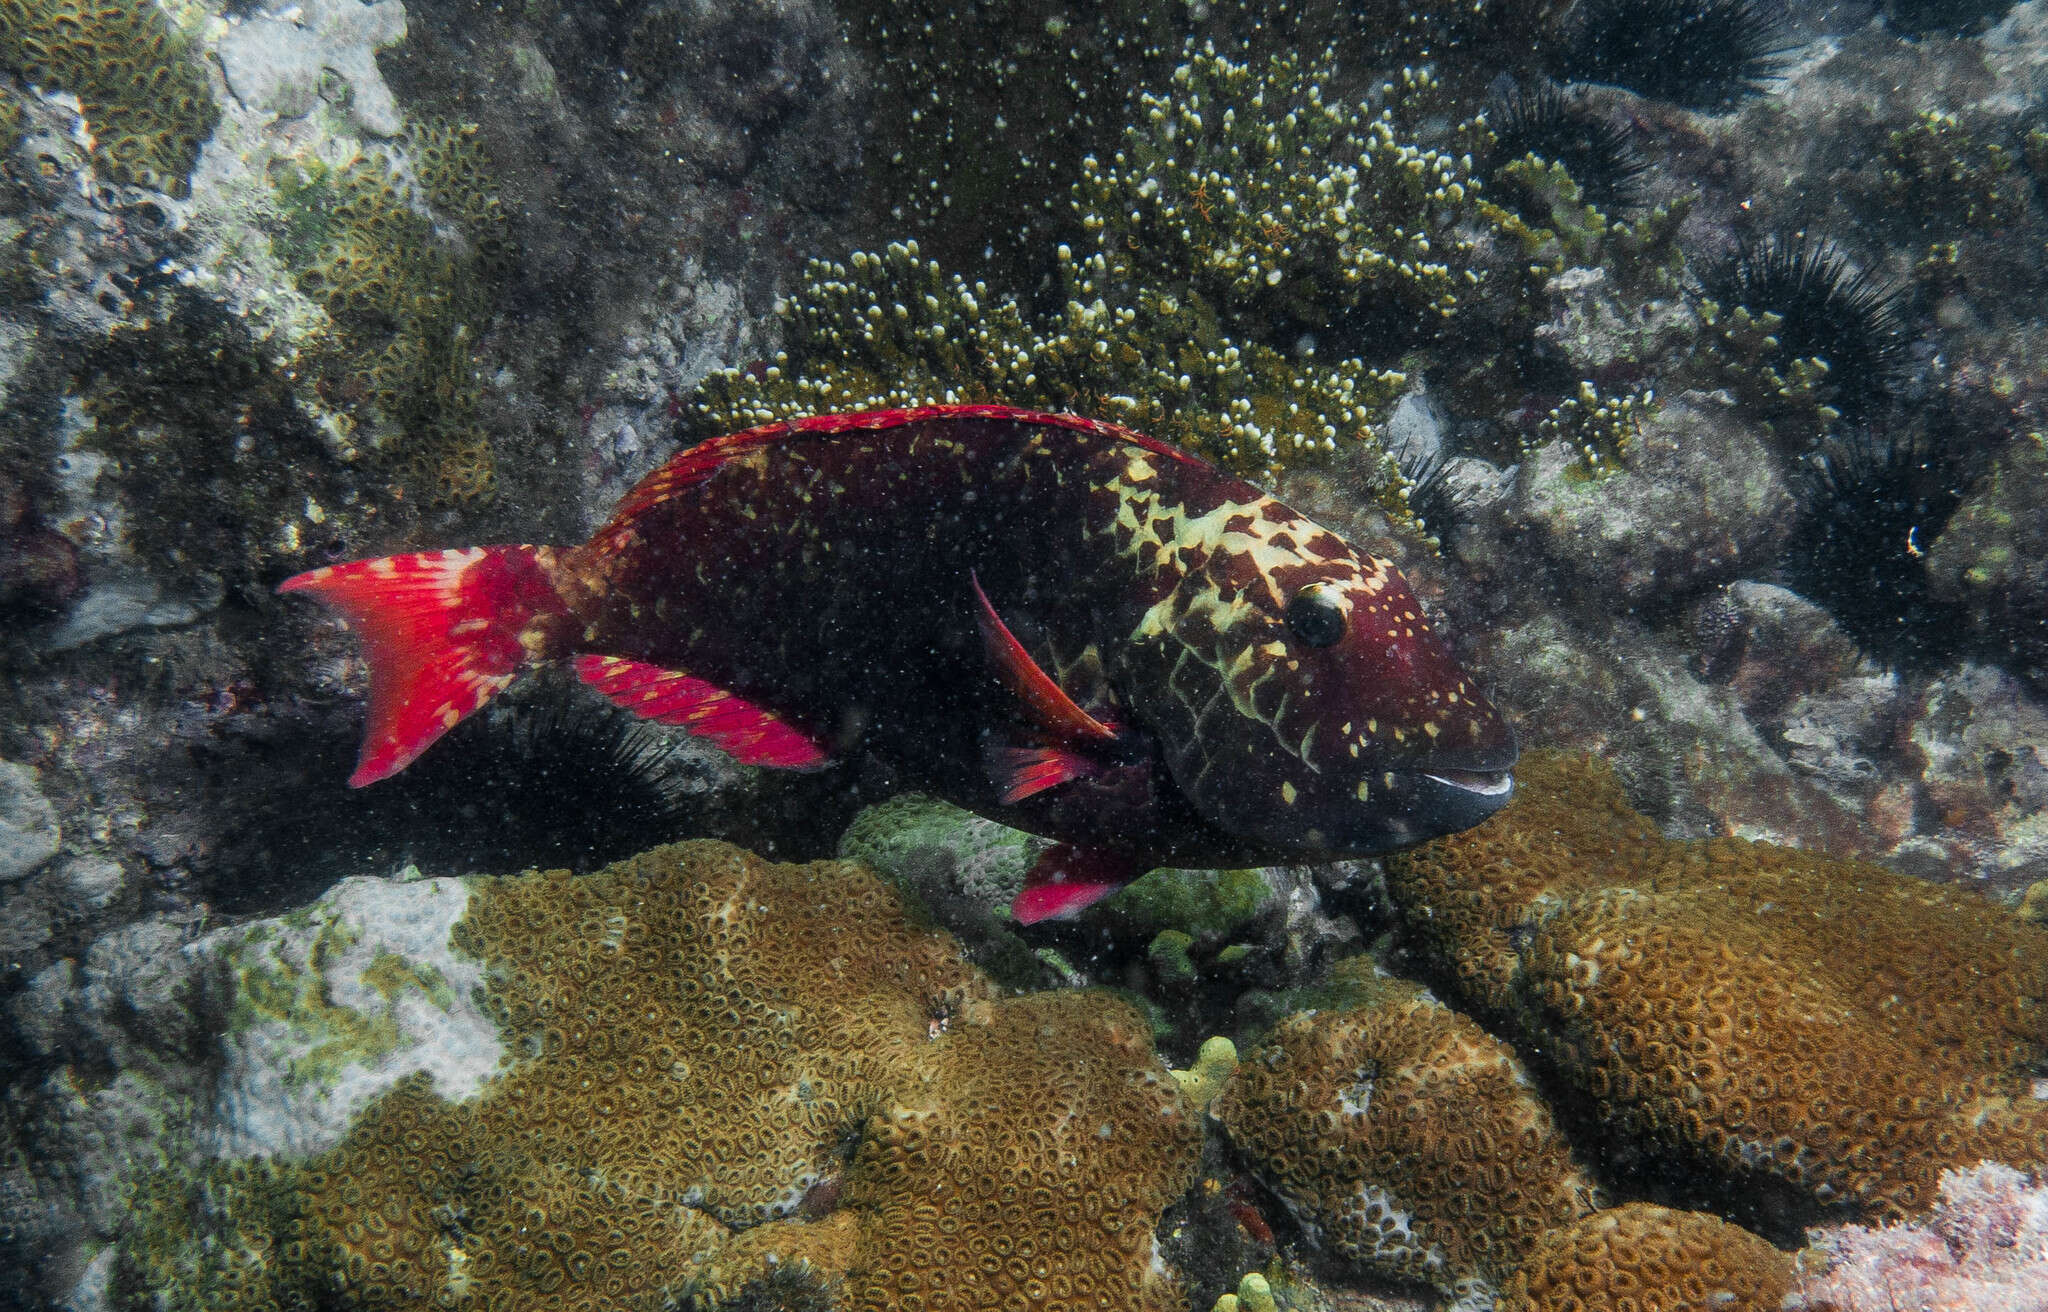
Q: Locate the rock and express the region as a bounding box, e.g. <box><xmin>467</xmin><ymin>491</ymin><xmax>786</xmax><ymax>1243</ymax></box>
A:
<box><xmin>1686</xmin><ymin>582</ymin><xmax>1906</xmax><ymax>816</ymax></box>
<box><xmin>1533</xmin><ymin>264</ymin><xmax>1697</xmax><ymax>377</ymax></box>
<box><xmin>1477</xmin><ymin>610</ymin><xmax>1872</xmax><ymax>854</ymax></box>
<box><xmin>1903</xmin><ymin>662</ymin><xmax>2048</xmax><ymax>894</ymax></box>
<box><xmin>1788</xmin><ymin>1163</ymin><xmax>2048</xmax><ymax>1309</ymax></box>
<box><xmin>202</xmin><ymin>874</ymin><xmax>501</xmax><ymax>1159</ymax></box>
<box><xmin>1506</xmin><ymin>391</ymin><xmax>1794</xmax><ymax>607</ymax></box>
<box><xmin>41</xmin><ymin>571</ymin><xmax>216</xmax><ymax>651</ymax></box>
<box><xmin>1</xmin><ymin>871</ymin><xmax>501</xmax><ymax>1298</ymax></box>
<box><xmin>1688</xmin><ymin>581</ymin><xmax>1876</xmax><ymax>723</ymax></box>
<box><xmin>1924</xmin><ymin>432</ymin><xmax>2048</xmax><ymax>688</ymax></box>
<box><xmin>0</xmin><ymin>761</ymin><xmax>58</xmax><ymax>883</ymax></box>
<box><xmin>216</xmin><ymin>0</ymin><xmax>410</xmax><ymax>137</ymax></box>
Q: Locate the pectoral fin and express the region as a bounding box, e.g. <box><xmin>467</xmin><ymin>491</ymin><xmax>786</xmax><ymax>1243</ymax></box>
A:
<box><xmin>972</xmin><ymin>572</ymin><xmax>1119</xmax><ymax>745</ymax></box>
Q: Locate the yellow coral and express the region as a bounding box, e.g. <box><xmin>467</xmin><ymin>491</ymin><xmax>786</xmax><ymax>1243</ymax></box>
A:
<box><xmin>282</xmin><ymin>152</ymin><xmax>498</xmax><ymax>504</ymax></box>
<box><xmin>121</xmin><ymin>842</ymin><xmax>1202</xmax><ymax>1310</ymax></box>
<box><xmin>1499</xmin><ymin>1203</ymin><xmax>1792</xmax><ymax>1312</ymax></box>
<box><xmin>1212</xmin><ymin>973</ymin><xmax>1602</xmax><ymax>1302</ymax></box>
<box><xmin>0</xmin><ymin>0</ymin><xmax>217</xmax><ymax>195</ymax></box>
<box><xmin>1385</xmin><ymin>751</ymin><xmax>2048</xmax><ymax>1223</ymax></box>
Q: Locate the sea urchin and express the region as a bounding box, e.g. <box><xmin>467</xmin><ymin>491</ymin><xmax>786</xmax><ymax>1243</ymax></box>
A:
<box><xmin>1781</xmin><ymin>429</ymin><xmax>1967</xmax><ymax>670</ymax></box>
<box><xmin>1485</xmin><ymin>82</ymin><xmax>1651</xmax><ymax>215</ymax></box>
<box><xmin>1563</xmin><ymin>0</ymin><xmax>1795</xmax><ymax>112</ymax></box>
<box><xmin>1698</xmin><ymin>233</ymin><xmax>1908</xmax><ymax>422</ymax></box>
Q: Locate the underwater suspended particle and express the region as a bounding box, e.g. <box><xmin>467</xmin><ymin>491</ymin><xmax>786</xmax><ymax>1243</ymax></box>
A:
<box><xmin>1484</xmin><ymin>82</ymin><xmax>1651</xmax><ymax>215</ymax></box>
<box><xmin>1561</xmin><ymin>0</ymin><xmax>1794</xmax><ymax>112</ymax></box>
<box><xmin>363</xmin><ymin>680</ymin><xmax>708</xmax><ymax>875</ymax></box>
<box><xmin>279</xmin><ymin>405</ymin><xmax>1517</xmax><ymax>924</ymax></box>
<box><xmin>1880</xmin><ymin>0</ymin><xmax>2015</xmax><ymax>37</ymax></box>
<box><xmin>1699</xmin><ymin>233</ymin><xmax>1908</xmax><ymax>423</ymax></box>
<box><xmin>1781</xmin><ymin>428</ymin><xmax>1969</xmax><ymax>670</ymax></box>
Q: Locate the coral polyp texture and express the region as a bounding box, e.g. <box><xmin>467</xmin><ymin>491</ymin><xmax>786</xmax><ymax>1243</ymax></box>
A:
<box><xmin>1212</xmin><ymin>972</ymin><xmax>1604</xmax><ymax>1304</ymax></box>
<box><xmin>1499</xmin><ymin>1203</ymin><xmax>1793</xmax><ymax>1311</ymax></box>
<box><xmin>693</xmin><ymin>44</ymin><xmax>1502</xmax><ymax>491</ymax></box>
<box><xmin>277</xmin><ymin>150</ymin><xmax>499</xmax><ymax>503</ymax></box>
<box><xmin>1382</xmin><ymin>750</ymin><xmax>2048</xmax><ymax>1224</ymax></box>
<box><xmin>0</xmin><ymin>0</ymin><xmax>217</xmax><ymax>195</ymax></box>
<box><xmin>115</xmin><ymin>843</ymin><xmax>1203</xmax><ymax>1310</ymax></box>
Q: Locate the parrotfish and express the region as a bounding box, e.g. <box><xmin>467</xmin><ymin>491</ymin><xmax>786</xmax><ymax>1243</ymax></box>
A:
<box><xmin>281</xmin><ymin>405</ymin><xmax>1515</xmax><ymax>922</ymax></box>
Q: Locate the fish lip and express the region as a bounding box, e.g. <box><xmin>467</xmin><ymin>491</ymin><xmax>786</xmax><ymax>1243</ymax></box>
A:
<box><xmin>1421</xmin><ymin>767</ymin><xmax>1514</xmax><ymax>798</ymax></box>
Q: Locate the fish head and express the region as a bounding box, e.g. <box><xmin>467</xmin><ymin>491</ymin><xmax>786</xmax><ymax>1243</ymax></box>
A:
<box><xmin>1122</xmin><ymin>496</ymin><xmax>1516</xmax><ymax>856</ymax></box>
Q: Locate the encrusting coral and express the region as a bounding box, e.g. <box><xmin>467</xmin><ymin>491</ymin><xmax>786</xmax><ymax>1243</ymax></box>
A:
<box><xmin>115</xmin><ymin>842</ymin><xmax>1203</xmax><ymax>1311</ymax></box>
<box><xmin>1499</xmin><ymin>1202</ymin><xmax>1792</xmax><ymax>1312</ymax></box>
<box><xmin>1212</xmin><ymin>971</ymin><xmax>1604</xmax><ymax>1305</ymax></box>
<box><xmin>276</xmin><ymin>149</ymin><xmax>499</xmax><ymax>503</ymax></box>
<box><xmin>693</xmin><ymin>44</ymin><xmax>1501</xmax><ymax>493</ymax></box>
<box><xmin>0</xmin><ymin>0</ymin><xmax>217</xmax><ymax>195</ymax></box>
<box><xmin>1383</xmin><ymin>750</ymin><xmax>2048</xmax><ymax>1225</ymax></box>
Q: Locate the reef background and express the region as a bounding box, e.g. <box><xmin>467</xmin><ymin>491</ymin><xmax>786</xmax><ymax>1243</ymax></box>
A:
<box><xmin>5</xmin><ymin>0</ymin><xmax>2048</xmax><ymax>1308</ymax></box>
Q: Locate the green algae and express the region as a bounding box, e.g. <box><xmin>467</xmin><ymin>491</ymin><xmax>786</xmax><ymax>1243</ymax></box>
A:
<box><xmin>1105</xmin><ymin>865</ymin><xmax>1273</xmax><ymax>940</ymax></box>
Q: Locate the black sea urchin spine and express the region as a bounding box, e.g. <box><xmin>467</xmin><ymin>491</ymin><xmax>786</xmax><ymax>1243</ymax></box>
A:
<box><xmin>1485</xmin><ymin>82</ymin><xmax>1651</xmax><ymax>214</ymax></box>
<box><xmin>1700</xmin><ymin>234</ymin><xmax>1908</xmax><ymax>422</ymax></box>
<box><xmin>1782</xmin><ymin>430</ymin><xmax>1967</xmax><ymax>670</ymax></box>
<box><xmin>1563</xmin><ymin>0</ymin><xmax>1795</xmax><ymax>112</ymax></box>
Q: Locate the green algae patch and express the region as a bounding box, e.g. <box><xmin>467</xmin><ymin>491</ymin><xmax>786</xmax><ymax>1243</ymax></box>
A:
<box><xmin>360</xmin><ymin>951</ymin><xmax>455</xmax><ymax>1012</ymax></box>
<box><xmin>1103</xmin><ymin>864</ymin><xmax>1274</xmax><ymax>940</ymax></box>
<box><xmin>227</xmin><ymin>916</ymin><xmax>410</xmax><ymax>1091</ymax></box>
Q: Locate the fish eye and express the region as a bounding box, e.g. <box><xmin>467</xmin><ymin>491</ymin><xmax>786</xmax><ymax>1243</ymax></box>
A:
<box><xmin>1286</xmin><ymin>583</ymin><xmax>1346</xmax><ymax>648</ymax></box>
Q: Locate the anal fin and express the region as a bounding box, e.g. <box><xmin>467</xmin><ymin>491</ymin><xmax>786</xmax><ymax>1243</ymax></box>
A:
<box><xmin>574</xmin><ymin>654</ymin><xmax>829</xmax><ymax>769</ymax></box>
<box><xmin>982</xmin><ymin>735</ymin><xmax>1105</xmax><ymax>805</ymax></box>
<box><xmin>1011</xmin><ymin>845</ymin><xmax>1146</xmax><ymax>925</ymax></box>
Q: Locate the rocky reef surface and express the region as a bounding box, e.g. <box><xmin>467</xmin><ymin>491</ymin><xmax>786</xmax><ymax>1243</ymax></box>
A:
<box><xmin>5</xmin><ymin>0</ymin><xmax>2048</xmax><ymax>1307</ymax></box>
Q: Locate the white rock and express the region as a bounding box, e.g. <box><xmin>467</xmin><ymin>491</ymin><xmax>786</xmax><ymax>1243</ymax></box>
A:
<box><xmin>217</xmin><ymin>0</ymin><xmax>409</xmax><ymax>137</ymax></box>
<box><xmin>200</xmin><ymin>874</ymin><xmax>502</xmax><ymax>1158</ymax></box>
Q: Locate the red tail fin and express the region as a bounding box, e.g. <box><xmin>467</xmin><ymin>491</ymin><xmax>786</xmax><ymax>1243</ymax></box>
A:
<box><xmin>278</xmin><ymin>547</ymin><xmax>567</xmax><ymax>786</ymax></box>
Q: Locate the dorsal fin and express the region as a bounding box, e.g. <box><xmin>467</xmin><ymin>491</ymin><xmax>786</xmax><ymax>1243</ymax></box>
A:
<box><xmin>597</xmin><ymin>405</ymin><xmax>1207</xmax><ymax>545</ymax></box>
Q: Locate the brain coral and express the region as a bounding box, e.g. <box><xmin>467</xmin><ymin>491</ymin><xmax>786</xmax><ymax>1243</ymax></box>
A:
<box><xmin>1384</xmin><ymin>751</ymin><xmax>2048</xmax><ymax>1224</ymax></box>
<box><xmin>116</xmin><ymin>842</ymin><xmax>1202</xmax><ymax>1311</ymax></box>
<box><xmin>0</xmin><ymin>0</ymin><xmax>217</xmax><ymax>195</ymax></box>
<box><xmin>1212</xmin><ymin>972</ymin><xmax>1603</xmax><ymax>1305</ymax></box>
<box><xmin>1499</xmin><ymin>1202</ymin><xmax>1792</xmax><ymax>1312</ymax></box>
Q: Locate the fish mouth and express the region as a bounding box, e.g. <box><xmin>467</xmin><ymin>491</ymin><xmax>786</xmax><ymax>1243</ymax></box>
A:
<box><xmin>1422</xmin><ymin>767</ymin><xmax>1514</xmax><ymax>797</ymax></box>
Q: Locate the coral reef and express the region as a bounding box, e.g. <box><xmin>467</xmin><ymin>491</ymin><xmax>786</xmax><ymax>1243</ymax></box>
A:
<box><xmin>1787</xmin><ymin>1163</ymin><xmax>2048</xmax><ymax>1310</ymax></box>
<box><xmin>1500</xmin><ymin>1203</ymin><xmax>1793</xmax><ymax>1311</ymax></box>
<box><xmin>695</xmin><ymin>44</ymin><xmax>1509</xmax><ymax>490</ymax></box>
<box><xmin>105</xmin><ymin>842</ymin><xmax>1204</xmax><ymax>1310</ymax></box>
<box><xmin>278</xmin><ymin>150</ymin><xmax>499</xmax><ymax>503</ymax></box>
<box><xmin>0</xmin><ymin>0</ymin><xmax>217</xmax><ymax>195</ymax></box>
<box><xmin>1383</xmin><ymin>750</ymin><xmax>2048</xmax><ymax>1225</ymax></box>
<box><xmin>1213</xmin><ymin>971</ymin><xmax>1603</xmax><ymax>1303</ymax></box>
